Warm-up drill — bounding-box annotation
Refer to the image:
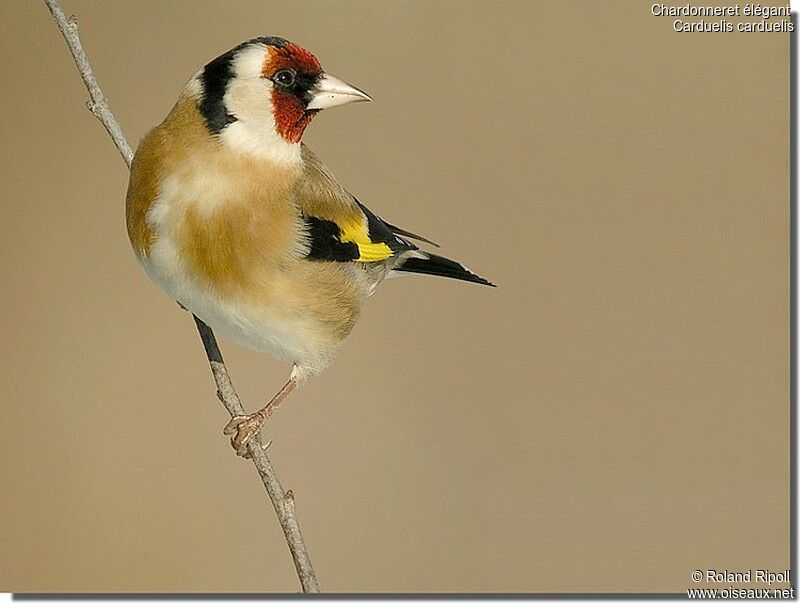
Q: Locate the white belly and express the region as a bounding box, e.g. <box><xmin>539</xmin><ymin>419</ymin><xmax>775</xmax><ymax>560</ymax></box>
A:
<box><xmin>140</xmin><ymin>234</ymin><xmax>335</xmax><ymax>378</ymax></box>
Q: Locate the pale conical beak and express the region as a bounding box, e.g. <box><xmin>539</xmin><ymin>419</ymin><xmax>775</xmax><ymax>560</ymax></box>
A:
<box><xmin>306</xmin><ymin>73</ymin><xmax>372</xmax><ymax>110</ymax></box>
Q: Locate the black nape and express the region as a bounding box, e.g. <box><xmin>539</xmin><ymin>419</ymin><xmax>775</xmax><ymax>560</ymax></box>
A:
<box><xmin>198</xmin><ymin>50</ymin><xmax>238</xmax><ymax>134</ymax></box>
<box><xmin>198</xmin><ymin>36</ymin><xmax>289</xmax><ymax>134</ymax></box>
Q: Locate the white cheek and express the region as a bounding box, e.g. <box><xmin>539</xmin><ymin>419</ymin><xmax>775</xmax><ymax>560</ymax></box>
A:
<box><xmin>221</xmin><ymin>79</ymin><xmax>302</xmax><ymax>165</ymax></box>
<box><xmin>218</xmin><ymin>45</ymin><xmax>303</xmax><ymax>165</ymax></box>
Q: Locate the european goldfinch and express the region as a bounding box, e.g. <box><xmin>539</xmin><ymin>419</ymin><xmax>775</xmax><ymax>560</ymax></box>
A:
<box><xmin>126</xmin><ymin>37</ymin><xmax>493</xmax><ymax>456</ymax></box>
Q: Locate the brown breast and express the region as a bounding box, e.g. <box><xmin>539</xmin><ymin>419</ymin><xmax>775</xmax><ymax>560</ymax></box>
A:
<box><xmin>126</xmin><ymin>95</ymin><xmax>304</xmax><ymax>299</ymax></box>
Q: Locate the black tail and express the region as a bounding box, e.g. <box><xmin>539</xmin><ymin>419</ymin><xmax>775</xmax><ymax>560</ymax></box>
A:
<box><xmin>394</xmin><ymin>252</ymin><xmax>495</xmax><ymax>287</ymax></box>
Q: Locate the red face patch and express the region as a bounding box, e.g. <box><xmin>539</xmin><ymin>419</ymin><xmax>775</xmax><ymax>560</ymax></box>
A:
<box><xmin>262</xmin><ymin>43</ymin><xmax>321</xmax><ymax>78</ymax></box>
<box><xmin>262</xmin><ymin>44</ymin><xmax>322</xmax><ymax>143</ymax></box>
<box><xmin>270</xmin><ymin>93</ymin><xmax>317</xmax><ymax>143</ymax></box>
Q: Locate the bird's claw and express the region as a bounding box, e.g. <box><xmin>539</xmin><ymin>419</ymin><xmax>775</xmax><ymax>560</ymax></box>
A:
<box><xmin>223</xmin><ymin>412</ymin><xmax>267</xmax><ymax>457</ymax></box>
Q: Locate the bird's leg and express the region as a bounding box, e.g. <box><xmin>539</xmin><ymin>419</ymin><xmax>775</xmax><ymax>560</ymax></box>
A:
<box><xmin>223</xmin><ymin>376</ymin><xmax>297</xmax><ymax>457</ymax></box>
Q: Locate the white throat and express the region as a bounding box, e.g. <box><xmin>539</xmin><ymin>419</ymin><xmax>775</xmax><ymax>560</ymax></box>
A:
<box><xmin>219</xmin><ymin>120</ymin><xmax>301</xmax><ymax>165</ymax></box>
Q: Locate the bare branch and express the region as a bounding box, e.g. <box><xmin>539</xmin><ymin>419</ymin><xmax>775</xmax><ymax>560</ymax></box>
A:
<box><xmin>43</xmin><ymin>0</ymin><xmax>319</xmax><ymax>592</ymax></box>
<box><xmin>43</xmin><ymin>0</ymin><xmax>133</xmax><ymax>167</ymax></box>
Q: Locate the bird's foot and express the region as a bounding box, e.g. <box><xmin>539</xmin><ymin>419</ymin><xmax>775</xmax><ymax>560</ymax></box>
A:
<box><xmin>223</xmin><ymin>377</ymin><xmax>297</xmax><ymax>458</ymax></box>
<box><xmin>223</xmin><ymin>409</ymin><xmax>269</xmax><ymax>457</ymax></box>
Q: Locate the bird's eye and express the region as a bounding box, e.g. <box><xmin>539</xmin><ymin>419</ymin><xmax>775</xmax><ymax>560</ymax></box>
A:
<box><xmin>273</xmin><ymin>69</ymin><xmax>296</xmax><ymax>88</ymax></box>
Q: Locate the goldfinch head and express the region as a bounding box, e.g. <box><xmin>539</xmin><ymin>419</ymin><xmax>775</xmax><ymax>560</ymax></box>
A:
<box><xmin>191</xmin><ymin>37</ymin><xmax>371</xmax><ymax>159</ymax></box>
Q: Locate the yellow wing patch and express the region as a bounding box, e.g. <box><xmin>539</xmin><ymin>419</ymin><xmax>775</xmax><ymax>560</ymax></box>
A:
<box><xmin>338</xmin><ymin>218</ymin><xmax>394</xmax><ymax>262</ymax></box>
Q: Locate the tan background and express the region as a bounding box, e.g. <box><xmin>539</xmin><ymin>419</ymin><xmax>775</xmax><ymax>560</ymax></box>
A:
<box><xmin>0</xmin><ymin>0</ymin><xmax>790</xmax><ymax>594</ymax></box>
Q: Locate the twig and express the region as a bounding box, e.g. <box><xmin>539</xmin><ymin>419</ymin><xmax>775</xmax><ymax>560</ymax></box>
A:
<box><xmin>43</xmin><ymin>0</ymin><xmax>319</xmax><ymax>592</ymax></box>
